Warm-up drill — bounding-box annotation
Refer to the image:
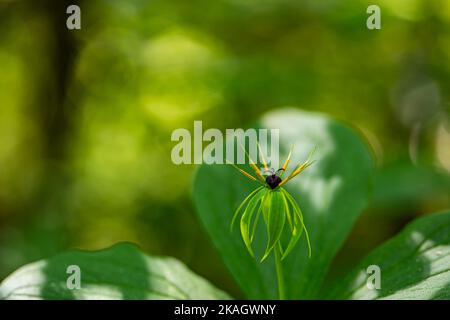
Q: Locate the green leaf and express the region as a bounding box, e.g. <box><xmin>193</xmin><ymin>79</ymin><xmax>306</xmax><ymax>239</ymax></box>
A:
<box><xmin>327</xmin><ymin>211</ymin><xmax>450</xmax><ymax>300</ymax></box>
<box><xmin>0</xmin><ymin>242</ymin><xmax>230</xmax><ymax>300</ymax></box>
<box><xmin>193</xmin><ymin>108</ymin><xmax>374</xmax><ymax>299</ymax></box>
<box><xmin>371</xmin><ymin>162</ymin><xmax>450</xmax><ymax>213</ymax></box>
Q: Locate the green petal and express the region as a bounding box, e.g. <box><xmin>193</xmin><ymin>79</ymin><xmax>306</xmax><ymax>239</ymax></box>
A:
<box><xmin>283</xmin><ymin>189</ymin><xmax>312</xmax><ymax>258</ymax></box>
<box><xmin>280</xmin><ymin>188</ymin><xmax>305</xmax><ymax>259</ymax></box>
<box><xmin>250</xmin><ymin>205</ymin><xmax>262</xmax><ymax>242</ymax></box>
<box><xmin>231</xmin><ymin>186</ymin><xmax>264</xmax><ymax>230</ymax></box>
<box><xmin>261</xmin><ymin>190</ymin><xmax>287</xmax><ymax>262</ymax></box>
<box><xmin>240</xmin><ymin>188</ymin><xmax>266</xmax><ymax>257</ymax></box>
<box><xmin>284</xmin><ymin>191</ymin><xmax>294</xmax><ymax>232</ymax></box>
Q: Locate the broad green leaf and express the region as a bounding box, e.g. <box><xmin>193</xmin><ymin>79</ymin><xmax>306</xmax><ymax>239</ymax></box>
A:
<box><xmin>327</xmin><ymin>211</ymin><xmax>450</xmax><ymax>300</ymax></box>
<box><xmin>193</xmin><ymin>108</ymin><xmax>373</xmax><ymax>299</ymax></box>
<box><xmin>0</xmin><ymin>242</ymin><xmax>230</xmax><ymax>300</ymax></box>
<box><xmin>371</xmin><ymin>162</ymin><xmax>450</xmax><ymax>213</ymax></box>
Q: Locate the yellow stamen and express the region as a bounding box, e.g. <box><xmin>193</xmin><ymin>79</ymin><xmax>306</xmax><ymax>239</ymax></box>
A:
<box><xmin>257</xmin><ymin>141</ymin><xmax>269</xmax><ymax>171</ymax></box>
<box><xmin>249</xmin><ymin>160</ymin><xmax>265</xmax><ymax>181</ymax></box>
<box><xmin>226</xmin><ymin>160</ymin><xmax>258</xmax><ymax>182</ymax></box>
<box><xmin>238</xmin><ymin>142</ymin><xmax>265</xmax><ymax>182</ymax></box>
<box><xmin>281</xmin><ymin>145</ymin><xmax>294</xmax><ymax>172</ymax></box>
<box><xmin>278</xmin><ymin>147</ymin><xmax>317</xmax><ymax>187</ymax></box>
<box><xmin>238</xmin><ymin>168</ymin><xmax>258</xmax><ymax>181</ymax></box>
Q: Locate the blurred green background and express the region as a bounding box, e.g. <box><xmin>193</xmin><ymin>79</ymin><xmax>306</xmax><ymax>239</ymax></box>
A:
<box><xmin>0</xmin><ymin>0</ymin><xmax>449</xmax><ymax>297</ymax></box>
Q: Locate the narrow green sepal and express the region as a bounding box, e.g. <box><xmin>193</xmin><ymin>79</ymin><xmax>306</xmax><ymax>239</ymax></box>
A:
<box><xmin>240</xmin><ymin>188</ymin><xmax>265</xmax><ymax>257</ymax></box>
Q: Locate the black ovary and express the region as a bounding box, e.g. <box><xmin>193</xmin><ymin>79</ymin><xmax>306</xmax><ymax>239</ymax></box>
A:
<box><xmin>266</xmin><ymin>174</ymin><xmax>282</xmax><ymax>189</ymax></box>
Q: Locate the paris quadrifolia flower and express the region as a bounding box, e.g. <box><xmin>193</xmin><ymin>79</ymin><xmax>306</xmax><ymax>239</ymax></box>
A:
<box><xmin>227</xmin><ymin>144</ymin><xmax>314</xmax><ymax>263</ymax></box>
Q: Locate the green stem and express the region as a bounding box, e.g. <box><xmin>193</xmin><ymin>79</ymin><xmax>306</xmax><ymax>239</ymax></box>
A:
<box><xmin>274</xmin><ymin>244</ymin><xmax>285</xmax><ymax>300</ymax></box>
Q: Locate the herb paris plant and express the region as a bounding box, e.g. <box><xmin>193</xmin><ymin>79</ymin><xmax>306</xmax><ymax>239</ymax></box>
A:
<box><xmin>228</xmin><ymin>145</ymin><xmax>315</xmax><ymax>299</ymax></box>
<box><xmin>2</xmin><ymin>110</ymin><xmax>448</xmax><ymax>301</ymax></box>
